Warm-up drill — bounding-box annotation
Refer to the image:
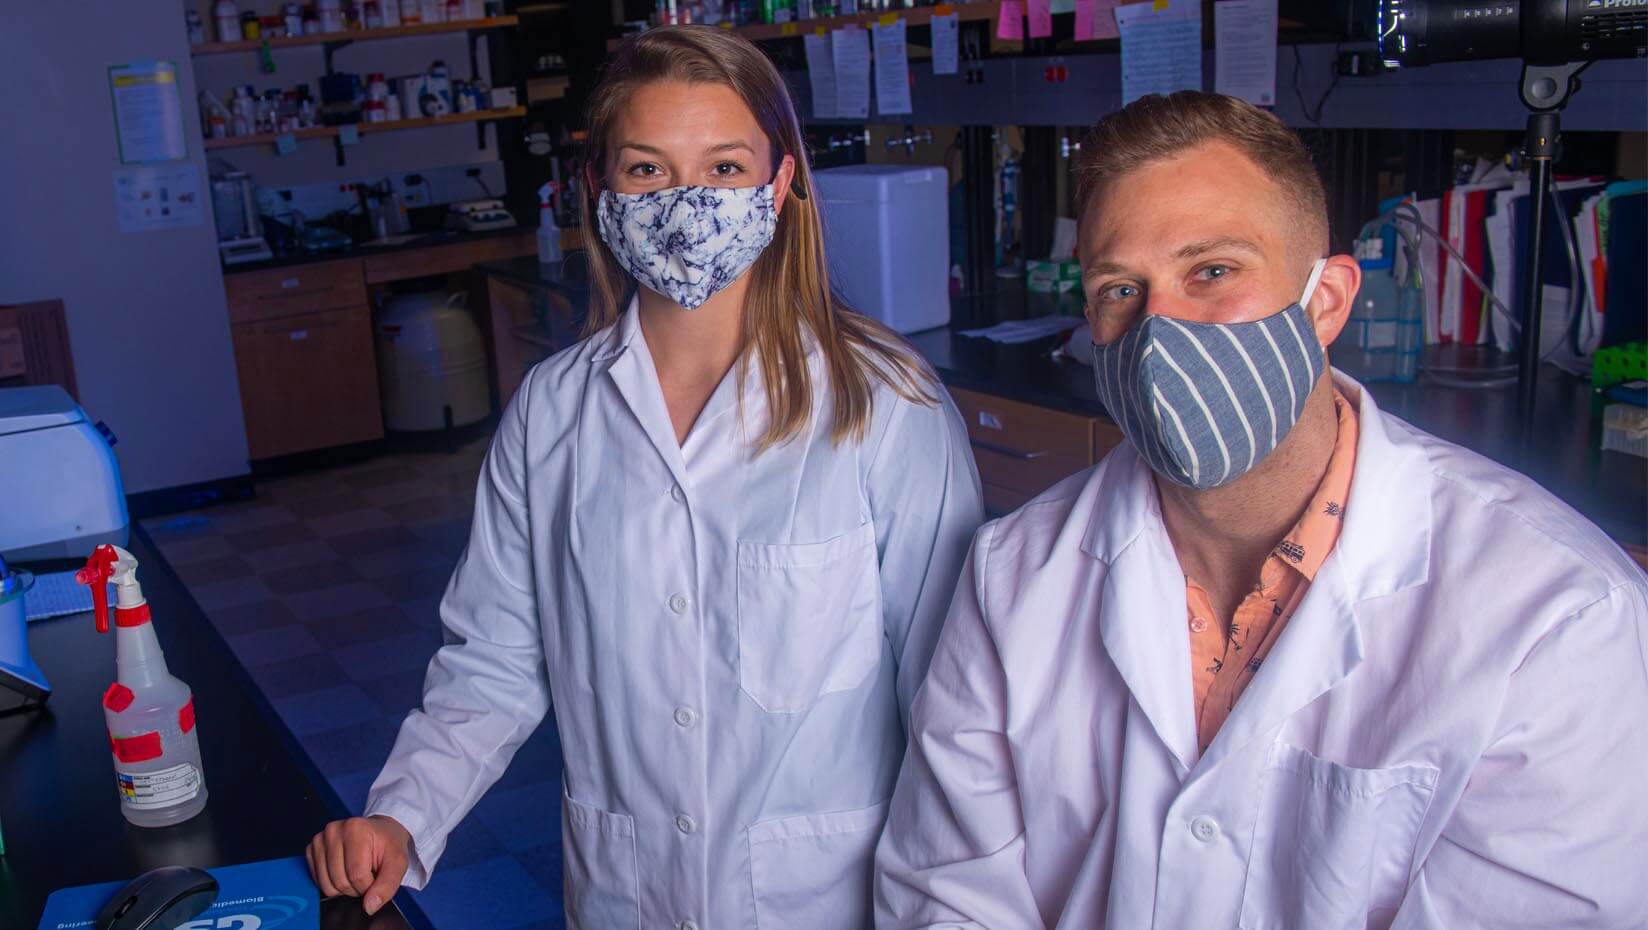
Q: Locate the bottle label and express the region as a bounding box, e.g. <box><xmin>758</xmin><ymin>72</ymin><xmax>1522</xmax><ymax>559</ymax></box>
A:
<box><xmin>116</xmin><ymin>762</ymin><xmax>202</xmax><ymax>810</ymax></box>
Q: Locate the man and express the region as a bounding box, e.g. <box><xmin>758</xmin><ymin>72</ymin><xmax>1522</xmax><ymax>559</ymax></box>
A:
<box><xmin>875</xmin><ymin>91</ymin><xmax>1648</xmax><ymax>929</ymax></box>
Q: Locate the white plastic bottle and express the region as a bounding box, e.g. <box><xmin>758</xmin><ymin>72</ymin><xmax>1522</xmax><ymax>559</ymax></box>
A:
<box><xmin>214</xmin><ymin>0</ymin><xmax>240</xmax><ymax>43</ymax></box>
<box><xmin>77</xmin><ymin>545</ymin><xmax>208</xmax><ymax>828</ymax></box>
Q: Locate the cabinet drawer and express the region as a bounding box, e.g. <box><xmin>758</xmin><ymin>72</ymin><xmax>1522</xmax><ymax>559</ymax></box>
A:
<box><xmin>230</xmin><ymin>306</ymin><xmax>383</xmax><ymax>459</ymax></box>
<box><xmin>949</xmin><ymin>387</ymin><xmax>1098</xmax><ymax>498</ymax></box>
<box><xmin>225</xmin><ymin>260</ymin><xmax>367</xmax><ymax>324</ymax></box>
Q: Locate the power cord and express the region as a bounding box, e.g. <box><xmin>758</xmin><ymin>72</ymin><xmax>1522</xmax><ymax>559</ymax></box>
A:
<box><xmin>1292</xmin><ymin>44</ymin><xmax>1342</xmax><ymax>125</ymax></box>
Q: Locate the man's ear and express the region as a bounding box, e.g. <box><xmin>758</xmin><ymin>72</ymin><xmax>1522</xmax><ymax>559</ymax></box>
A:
<box><xmin>1308</xmin><ymin>254</ymin><xmax>1361</xmax><ymax>348</ymax></box>
<box><xmin>772</xmin><ymin>153</ymin><xmax>797</xmax><ymax>214</ymax></box>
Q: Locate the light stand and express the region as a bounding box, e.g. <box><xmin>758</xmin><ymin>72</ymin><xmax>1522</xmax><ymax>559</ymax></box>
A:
<box><xmin>1514</xmin><ymin>61</ymin><xmax>1589</xmax><ymax>451</ymax></box>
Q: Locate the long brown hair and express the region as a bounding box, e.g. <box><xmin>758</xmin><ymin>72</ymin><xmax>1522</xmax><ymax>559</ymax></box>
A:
<box><xmin>579</xmin><ymin>25</ymin><xmax>936</xmax><ymax>451</ymax></box>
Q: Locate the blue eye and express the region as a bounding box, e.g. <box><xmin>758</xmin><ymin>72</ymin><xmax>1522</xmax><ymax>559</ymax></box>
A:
<box><xmin>1198</xmin><ymin>264</ymin><xmax>1232</xmax><ymax>281</ymax></box>
<box><xmin>1100</xmin><ymin>282</ymin><xmax>1140</xmax><ymax>302</ymax></box>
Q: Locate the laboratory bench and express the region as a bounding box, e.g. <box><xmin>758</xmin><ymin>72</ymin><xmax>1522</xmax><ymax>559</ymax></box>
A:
<box><xmin>471</xmin><ymin>264</ymin><xmax>1646</xmax><ymax>562</ymax></box>
<box><xmin>0</xmin><ymin>528</ymin><xmax>418</xmax><ymax>930</ymax></box>
<box><xmin>909</xmin><ymin>291</ymin><xmax>1648</xmax><ymax>560</ymax></box>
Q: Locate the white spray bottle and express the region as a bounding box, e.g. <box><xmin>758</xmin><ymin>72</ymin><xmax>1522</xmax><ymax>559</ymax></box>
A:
<box><xmin>77</xmin><ymin>544</ymin><xmax>209</xmax><ymax>827</ymax></box>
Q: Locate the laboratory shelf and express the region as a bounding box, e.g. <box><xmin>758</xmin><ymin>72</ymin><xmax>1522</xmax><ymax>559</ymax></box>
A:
<box><xmin>608</xmin><ymin>1</ymin><xmax>999</xmax><ymax>49</ymax></box>
<box><xmin>201</xmin><ymin>105</ymin><xmax>527</xmax><ymax>150</ymax></box>
<box><xmin>190</xmin><ymin>15</ymin><xmax>519</xmax><ymax>56</ymax></box>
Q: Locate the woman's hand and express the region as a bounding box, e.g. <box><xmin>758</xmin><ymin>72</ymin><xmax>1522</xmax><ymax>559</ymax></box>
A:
<box><xmin>305</xmin><ymin>815</ymin><xmax>412</xmax><ymax>915</ymax></box>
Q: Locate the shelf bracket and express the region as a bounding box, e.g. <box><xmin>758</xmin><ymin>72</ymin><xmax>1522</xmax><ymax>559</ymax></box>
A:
<box><xmin>322</xmin><ymin>39</ymin><xmax>354</xmax><ymax>75</ymax></box>
<box><xmin>334</xmin><ymin>135</ymin><xmax>348</xmax><ymax>167</ymax></box>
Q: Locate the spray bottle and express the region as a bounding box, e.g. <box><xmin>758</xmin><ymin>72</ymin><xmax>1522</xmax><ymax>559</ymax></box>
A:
<box><xmin>537</xmin><ymin>181</ymin><xmax>563</xmax><ymax>269</ymax></box>
<box><xmin>76</xmin><ymin>545</ymin><xmax>209</xmax><ymax>827</ymax></box>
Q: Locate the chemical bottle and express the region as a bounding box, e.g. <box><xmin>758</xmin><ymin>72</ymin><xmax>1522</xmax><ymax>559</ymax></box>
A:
<box><xmin>537</xmin><ymin>182</ymin><xmax>563</xmax><ymax>268</ymax></box>
<box><xmin>76</xmin><ymin>545</ymin><xmax>208</xmax><ymax>828</ymax></box>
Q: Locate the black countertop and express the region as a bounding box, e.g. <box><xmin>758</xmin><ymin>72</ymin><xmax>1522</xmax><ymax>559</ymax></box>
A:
<box><xmin>469</xmin><ymin>268</ymin><xmax>1644</xmax><ymax>550</ymax></box>
<box><xmin>223</xmin><ymin>224</ymin><xmax>532</xmax><ymax>275</ymax></box>
<box><xmin>0</xmin><ymin>528</ymin><xmax>419</xmax><ymax>930</ymax></box>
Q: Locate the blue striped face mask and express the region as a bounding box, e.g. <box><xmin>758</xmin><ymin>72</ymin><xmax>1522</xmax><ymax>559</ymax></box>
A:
<box><xmin>1091</xmin><ymin>259</ymin><xmax>1328</xmax><ymax>490</ymax></box>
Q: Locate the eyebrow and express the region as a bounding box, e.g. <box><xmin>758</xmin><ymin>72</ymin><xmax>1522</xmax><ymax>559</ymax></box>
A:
<box><xmin>615</xmin><ymin>140</ymin><xmax>756</xmax><ymax>157</ymax></box>
<box><xmin>1083</xmin><ymin>236</ymin><xmax>1264</xmax><ymax>279</ymax></box>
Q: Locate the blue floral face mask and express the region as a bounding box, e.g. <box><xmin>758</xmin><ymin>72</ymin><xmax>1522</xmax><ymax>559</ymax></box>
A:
<box><xmin>596</xmin><ymin>184</ymin><xmax>778</xmax><ymax>310</ymax></box>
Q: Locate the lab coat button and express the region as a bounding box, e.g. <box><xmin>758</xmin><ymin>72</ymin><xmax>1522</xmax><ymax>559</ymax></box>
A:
<box><xmin>668</xmin><ymin>594</ymin><xmax>690</xmax><ymax>614</ymax></box>
<box><xmin>676</xmin><ymin>814</ymin><xmax>698</xmax><ymax>834</ymax></box>
<box><xmin>1190</xmin><ymin>815</ymin><xmax>1220</xmax><ymax>843</ymax></box>
<box><xmin>681</xmin><ymin>921</ymin><xmax>699</xmax><ymax>930</ymax></box>
<box><xmin>674</xmin><ymin>706</ymin><xmax>698</xmax><ymax>728</ymax></box>
<box><xmin>1189</xmin><ymin>616</ymin><xmax>1209</xmax><ymax>634</ymax></box>
<box><xmin>671</xmin><ymin>484</ymin><xmax>686</xmax><ymax>503</ymax></box>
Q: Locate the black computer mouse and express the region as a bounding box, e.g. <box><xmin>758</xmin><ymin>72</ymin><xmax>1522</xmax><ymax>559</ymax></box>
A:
<box><xmin>95</xmin><ymin>865</ymin><xmax>219</xmax><ymax>930</ymax></box>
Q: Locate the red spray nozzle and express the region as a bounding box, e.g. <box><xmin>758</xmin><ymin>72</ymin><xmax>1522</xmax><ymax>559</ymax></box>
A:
<box><xmin>76</xmin><ymin>545</ymin><xmax>119</xmax><ymax>634</ymax></box>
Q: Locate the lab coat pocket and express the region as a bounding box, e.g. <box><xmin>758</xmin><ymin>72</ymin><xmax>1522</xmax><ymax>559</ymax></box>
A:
<box><xmin>736</xmin><ymin>522</ymin><xmax>883</xmax><ymax>714</ymax></box>
<box><xmin>748</xmin><ymin>800</ymin><xmax>890</xmax><ymax>930</ymax></box>
<box><xmin>1239</xmin><ymin>742</ymin><xmax>1439</xmax><ymax>930</ymax></box>
<box><xmin>561</xmin><ymin>791</ymin><xmax>641</xmax><ymax>930</ymax></box>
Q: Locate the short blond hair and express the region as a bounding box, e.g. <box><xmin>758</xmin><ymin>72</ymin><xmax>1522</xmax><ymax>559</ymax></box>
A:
<box><xmin>1076</xmin><ymin>91</ymin><xmax>1329</xmax><ymax>254</ymax></box>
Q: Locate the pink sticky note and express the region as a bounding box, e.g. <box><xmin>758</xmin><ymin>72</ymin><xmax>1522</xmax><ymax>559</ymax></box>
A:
<box><xmin>1091</xmin><ymin>0</ymin><xmax>1122</xmax><ymax>40</ymax></box>
<box><xmin>1074</xmin><ymin>0</ymin><xmax>1096</xmax><ymax>40</ymax></box>
<box><xmin>1028</xmin><ymin>0</ymin><xmax>1052</xmax><ymax>38</ymax></box>
<box><xmin>997</xmin><ymin>0</ymin><xmax>1025</xmax><ymax>40</ymax></box>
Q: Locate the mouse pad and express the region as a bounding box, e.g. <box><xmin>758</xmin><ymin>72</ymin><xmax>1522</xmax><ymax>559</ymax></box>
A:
<box><xmin>38</xmin><ymin>856</ymin><xmax>318</xmax><ymax>930</ymax></box>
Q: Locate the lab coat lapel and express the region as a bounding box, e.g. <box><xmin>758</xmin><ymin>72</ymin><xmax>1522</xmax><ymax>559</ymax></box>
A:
<box><xmin>1193</xmin><ymin>372</ymin><xmax>1433</xmax><ymax>774</ymax></box>
<box><xmin>1085</xmin><ymin>450</ymin><xmax>1201</xmax><ymax>776</ymax></box>
<box><xmin>598</xmin><ymin>299</ymin><xmax>693</xmax><ymax>492</ymax></box>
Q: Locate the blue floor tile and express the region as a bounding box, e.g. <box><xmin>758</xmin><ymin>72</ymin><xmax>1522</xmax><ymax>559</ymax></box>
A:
<box><xmin>334</xmin><ymin>632</ymin><xmax>443</xmax><ymax>682</ymax></box>
<box><xmin>227</xmin><ymin>625</ymin><xmax>323</xmax><ymax>667</ymax></box>
<box><xmin>252</xmin><ymin>652</ymin><xmax>351</xmax><ymax>700</ymax></box>
<box><xmin>473</xmin><ymin>780</ymin><xmax>562</xmax><ymax>853</ymax></box>
<box><xmin>273</xmin><ymin>683</ymin><xmax>384</xmax><ymax>737</ymax></box>
<box><xmin>512</xmin><ymin>842</ymin><xmax>567</xmax><ymax>905</ymax></box>
<box><xmin>412</xmin><ymin>856</ymin><xmax>560</xmax><ymax>930</ymax></box>
<box><xmin>301</xmin><ymin>718</ymin><xmax>399</xmax><ymax>774</ymax></box>
<box><xmin>328</xmin><ymin>768</ymin><xmax>381</xmax><ymax>814</ymax></box>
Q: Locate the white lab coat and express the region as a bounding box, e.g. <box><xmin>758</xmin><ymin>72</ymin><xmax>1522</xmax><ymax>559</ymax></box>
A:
<box><xmin>365</xmin><ymin>299</ymin><xmax>983</xmax><ymax>930</ymax></box>
<box><xmin>876</xmin><ymin>372</ymin><xmax>1648</xmax><ymax>930</ymax></box>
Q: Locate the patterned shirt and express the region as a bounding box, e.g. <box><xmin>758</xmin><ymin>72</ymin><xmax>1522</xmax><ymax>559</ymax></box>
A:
<box><xmin>1186</xmin><ymin>389</ymin><xmax>1359</xmax><ymax>753</ymax></box>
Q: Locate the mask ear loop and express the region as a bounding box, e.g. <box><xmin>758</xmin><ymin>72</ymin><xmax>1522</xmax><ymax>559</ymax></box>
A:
<box><xmin>1298</xmin><ymin>257</ymin><xmax>1328</xmax><ymax>309</ymax></box>
<box><xmin>789</xmin><ymin>178</ymin><xmax>809</xmax><ymax>201</ymax></box>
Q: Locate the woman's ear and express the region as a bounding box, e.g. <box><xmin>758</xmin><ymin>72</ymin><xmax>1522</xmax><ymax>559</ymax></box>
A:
<box><xmin>772</xmin><ymin>153</ymin><xmax>797</xmax><ymax>214</ymax></box>
<box><xmin>1309</xmin><ymin>254</ymin><xmax>1362</xmax><ymax>348</ymax></box>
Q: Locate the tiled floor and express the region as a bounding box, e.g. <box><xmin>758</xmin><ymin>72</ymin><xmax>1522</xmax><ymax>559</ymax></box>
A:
<box><xmin>141</xmin><ymin>436</ymin><xmax>567</xmax><ymax>930</ymax></box>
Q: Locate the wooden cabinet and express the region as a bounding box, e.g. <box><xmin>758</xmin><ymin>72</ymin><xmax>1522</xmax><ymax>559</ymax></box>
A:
<box><xmin>230</xmin><ymin>306</ymin><xmax>383</xmax><ymax>459</ymax></box>
<box><xmin>948</xmin><ymin>386</ymin><xmax>1122</xmax><ymax>514</ymax></box>
<box><xmin>362</xmin><ymin>233</ymin><xmax>535</xmax><ymax>285</ymax></box>
<box><xmin>224</xmin><ymin>259</ymin><xmax>368</xmax><ymax>325</ymax></box>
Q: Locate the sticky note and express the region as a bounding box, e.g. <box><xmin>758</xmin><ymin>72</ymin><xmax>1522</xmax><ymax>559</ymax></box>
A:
<box><xmin>781</xmin><ymin>22</ymin><xmax>797</xmax><ymax>35</ymax></box>
<box><xmin>934</xmin><ymin>3</ymin><xmax>954</xmax><ymax>14</ymax></box>
<box><xmin>879</xmin><ymin>13</ymin><xmax>899</xmax><ymax>25</ymax></box>
<box><xmin>997</xmin><ymin>0</ymin><xmax>1025</xmax><ymax>40</ymax></box>
<box><xmin>1029</xmin><ymin>0</ymin><xmax>1053</xmax><ymax>37</ymax></box>
<box><xmin>338</xmin><ymin>124</ymin><xmax>360</xmax><ymax>145</ymax></box>
<box><xmin>274</xmin><ymin>133</ymin><xmax>297</xmax><ymax>156</ymax></box>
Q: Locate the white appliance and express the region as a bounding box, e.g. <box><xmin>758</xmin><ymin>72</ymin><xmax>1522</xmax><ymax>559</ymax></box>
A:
<box><xmin>210</xmin><ymin>170</ymin><xmax>273</xmax><ymax>265</ymax></box>
<box><xmin>815</xmin><ymin>164</ymin><xmax>950</xmax><ymax>334</ymax></box>
<box><xmin>0</xmin><ymin>386</ymin><xmax>130</xmax><ymax>562</ymax></box>
<box><xmin>375</xmin><ymin>292</ymin><xmax>491</xmax><ymax>431</ymax></box>
<box><xmin>447</xmin><ymin>198</ymin><xmax>517</xmax><ymax>232</ymax></box>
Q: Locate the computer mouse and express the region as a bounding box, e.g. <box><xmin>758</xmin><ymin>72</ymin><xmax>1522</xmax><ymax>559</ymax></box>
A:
<box><xmin>95</xmin><ymin>865</ymin><xmax>219</xmax><ymax>930</ymax></box>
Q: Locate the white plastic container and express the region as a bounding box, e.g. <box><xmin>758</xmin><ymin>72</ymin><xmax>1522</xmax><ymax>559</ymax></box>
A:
<box><xmin>814</xmin><ymin>164</ymin><xmax>950</xmax><ymax>334</ymax></box>
<box><xmin>77</xmin><ymin>546</ymin><xmax>207</xmax><ymax>828</ymax></box>
<box><xmin>376</xmin><ymin>292</ymin><xmax>491</xmax><ymax>431</ymax></box>
<box><xmin>213</xmin><ymin>0</ymin><xmax>240</xmax><ymax>43</ymax></box>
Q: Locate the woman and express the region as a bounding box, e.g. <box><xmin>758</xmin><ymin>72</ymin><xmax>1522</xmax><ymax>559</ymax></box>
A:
<box><xmin>305</xmin><ymin>25</ymin><xmax>982</xmax><ymax>930</ymax></box>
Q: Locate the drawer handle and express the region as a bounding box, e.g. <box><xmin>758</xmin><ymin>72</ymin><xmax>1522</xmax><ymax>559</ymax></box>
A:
<box><xmin>280</xmin><ymin>278</ymin><xmax>302</xmax><ymax>289</ymax></box>
<box><xmin>288</xmin><ymin>330</ymin><xmax>309</xmax><ymax>341</ymax></box>
<box><xmin>972</xmin><ymin>439</ymin><xmax>1050</xmax><ymax>461</ymax></box>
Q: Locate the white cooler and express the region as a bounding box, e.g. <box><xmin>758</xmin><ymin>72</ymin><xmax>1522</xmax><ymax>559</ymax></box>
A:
<box><xmin>0</xmin><ymin>386</ymin><xmax>129</xmax><ymax>562</ymax></box>
<box><xmin>815</xmin><ymin>164</ymin><xmax>950</xmax><ymax>334</ymax></box>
